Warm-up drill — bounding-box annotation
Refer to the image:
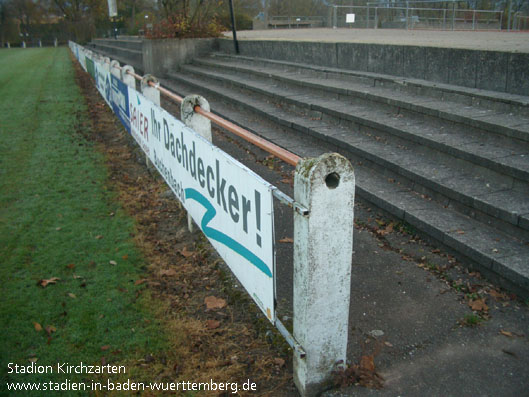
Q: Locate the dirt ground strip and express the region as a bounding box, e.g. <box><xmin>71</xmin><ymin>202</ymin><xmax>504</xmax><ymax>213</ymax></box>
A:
<box><xmin>72</xmin><ymin>54</ymin><xmax>296</xmax><ymax>396</ymax></box>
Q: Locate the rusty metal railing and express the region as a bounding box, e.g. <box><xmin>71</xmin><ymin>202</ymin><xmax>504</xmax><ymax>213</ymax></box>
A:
<box><xmin>106</xmin><ymin>59</ymin><xmax>300</xmax><ymax>166</ymax></box>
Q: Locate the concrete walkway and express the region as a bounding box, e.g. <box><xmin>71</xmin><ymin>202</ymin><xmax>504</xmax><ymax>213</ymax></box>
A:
<box><xmin>224</xmin><ymin>28</ymin><xmax>529</xmax><ymax>53</ymax></box>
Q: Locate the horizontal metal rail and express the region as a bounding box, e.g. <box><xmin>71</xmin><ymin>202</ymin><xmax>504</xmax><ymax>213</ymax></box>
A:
<box><xmin>105</xmin><ymin>59</ymin><xmax>300</xmax><ymax>166</ymax></box>
<box><xmin>193</xmin><ymin>105</ymin><xmax>301</xmax><ymax>166</ymax></box>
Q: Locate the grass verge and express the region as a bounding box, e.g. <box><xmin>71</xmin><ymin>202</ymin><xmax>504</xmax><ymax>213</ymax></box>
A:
<box><xmin>0</xmin><ymin>48</ymin><xmax>165</xmax><ymax>394</ymax></box>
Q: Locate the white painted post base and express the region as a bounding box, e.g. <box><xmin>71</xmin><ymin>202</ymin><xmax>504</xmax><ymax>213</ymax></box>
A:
<box><xmin>121</xmin><ymin>65</ymin><xmax>136</xmax><ymax>90</ymax></box>
<box><xmin>181</xmin><ymin>94</ymin><xmax>212</xmax><ymax>232</ymax></box>
<box><xmin>140</xmin><ymin>74</ymin><xmax>160</xmax><ymax>170</ymax></box>
<box><xmin>22</xmin><ymin>41</ymin><xmax>26</xmax><ymax>48</ymax></box>
<box><xmin>110</xmin><ymin>60</ymin><xmax>121</xmax><ymax>79</ymax></box>
<box><xmin>102</xmin><ymin>57</ymin><xmax>111</xmax><ymax>73</ymax></box>
<box><xmin>293</xmin><ymin>153</ymin><xmax>355</xmax><ymax>397</ymax></box>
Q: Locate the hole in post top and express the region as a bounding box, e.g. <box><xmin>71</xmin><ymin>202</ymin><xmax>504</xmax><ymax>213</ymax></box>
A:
<box><xmin>325</xmin><ymin>172</ymin><xmax>340</xmax><ymax>189</ymax></box>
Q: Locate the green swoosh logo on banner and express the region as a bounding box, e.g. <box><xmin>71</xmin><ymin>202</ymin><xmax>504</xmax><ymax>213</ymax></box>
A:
<box><xmin>185</xmin><ymin>188</ymin><xmax>272</xmax><ymax>278</ymax></box>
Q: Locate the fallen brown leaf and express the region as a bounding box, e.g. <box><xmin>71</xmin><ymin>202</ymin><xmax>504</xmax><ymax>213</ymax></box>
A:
<box><xmin>205</xmin><ymin>296</ymin><xmax>227</xmax><ymax>310</ymax></box>
<box><xmin>101</xmin><ymin>345</ymin><xmax>110</xmax><ymax>351</ymax></box>
<box><xmin>34</xmin><ymin>322</ymin><xmax>43</xmax><ymax>332</ymax></box>
<box><xmin>469</xmin><ymin>298</ymin><xmax>488</xmax><ymax>312</ymax></box>
<box><xmin>274</xmin><ymin>358</ymin><xmax>285</xmax><ymax>367</ymax></box>
<box><xmin>206</xmin><ymin>319</ymin><xmax>221</xmax><ymax>329</ymax></box>
<box><xmin>135</xmin><ymin>279</ymin><xmax>147</xmax><ymax>286</ymax></box>
<box><xmin>45</xmin><ymin>325</ymin><xmax>57</xmax><ymax>336</ymax></box>
<box><xmin>159</xmin><ymin>269</ymin><xmax>178</xmax><ymax>277</ymax></box>
<box><xmin>66</xmin><ymin>263</ymin><xmax>75</xmax><ymax>269</ymax></box>
<box><xmin>180</xmin><ymin>246</ymin><xmax>194</xmax><ymax>258</ymax></box>
<box><xmin>489</xmin><ymin>289</ymin><xmax>508</xmax><ymax>300</ymax></box>
<box><xmin>68</xmin><ymin>293</ymin><xmax>77</xmax><ymax>299</ymax></box>
<box><xmin>95</xmin><ymin>235</ymin><xmax>103</xmax><ymax>240</ymax></box>
<box><xmin>360</xmin><ymin>355</ymin><xmax>375</xmax><ymax>372</ymax></box>
<box><xmin>38</xmin><ymin>277</ymin><xmax>60</xmax><ymax>288</ymax></box>
<box><xmin>500</xmin><ymin>330</ymin><xmax>514</xmax><ymax>337</ymax></box>
<box><xmin>279</xmin><ymin>237</ymin><xmax>294</xmax><ymax>244</ymax></box>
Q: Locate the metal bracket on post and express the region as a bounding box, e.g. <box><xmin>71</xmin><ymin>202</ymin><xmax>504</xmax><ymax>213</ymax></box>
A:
<box><xmin>121</xmin><ymin>65</ymin><xmax>136</xmax><ymax>89</ymax></box>
<box><xmin>181</xmin><ymin>94</ymin><xmax>212</xmax><ymax>232</ymax></box>
<box><xmin>141</xmin><ymin>74</ymin><xmax>160</xmax><ymax>170</ymax></box>
<box><xmin>293</xmin><ymin>153</ymin><xmax>355</xmax><ymax>397</ymax></box>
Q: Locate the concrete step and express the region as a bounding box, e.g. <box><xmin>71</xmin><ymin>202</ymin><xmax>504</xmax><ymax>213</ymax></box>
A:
<box><xmin>188</xmin><ymin>60</ymin><xmax>529</xmax><ymax>183</ymax></box>
<box><xmin>172</xmin><ymin>67</ymin><xmax>529</xmax><ymax>238</ymax></box>
<box><xmin>92</xmin><ymin>38</ymin><xmax>143</xmax><ymax>52</ymax></box>
<box><xmin>160</xmin><ymin>75</ymin><xmax>529</xmax><ymax>297</ymax></box>
<box><xmin>87</xmin><ymin>45</ymin><xmax>143</xmax><ymax>74</ymax></box>
<box><xmin>210</xmin><ymin>53</ymin><xmax>529</xmax><ymax>119</ymax></box>
<box><xmin>197</xmin><ymin>56</ymin><xmax>529</xmax><ymax>143</ymax></box>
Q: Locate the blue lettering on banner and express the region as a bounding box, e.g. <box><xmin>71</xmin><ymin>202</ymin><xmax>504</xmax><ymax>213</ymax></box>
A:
<box><xmin>110</xmin><ymin>75</ymin><xmax>130</xmax><ymax>132</ymax></box>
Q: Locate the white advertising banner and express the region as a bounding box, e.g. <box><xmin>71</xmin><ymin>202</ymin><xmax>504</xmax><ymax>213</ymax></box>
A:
<box><xmin>128</xmin><ymin>89</ymin><xmax>276</xmax><ymax>321</ymax></box>
<box><xmin>71</xmin><ymin>43</ymin><xmax>277</xmax><ymax>322</ymax></box>
<box><xmin>94</xmin><ymin>60</ymin><xmax>112</xmax><ymax>107</ymax></box>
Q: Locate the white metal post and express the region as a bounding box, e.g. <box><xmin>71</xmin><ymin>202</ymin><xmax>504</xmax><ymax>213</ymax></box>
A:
<box><xmin>141</xmin><ymin>74</ymin><xmax>160</xmax><ymax>170</ymax></box>
<box><xmin>293</xmin><ymin>153</ymin><xmax>355</xmax><ymax>397</ymax></box>
<box><xmin>102</xmin><ymin>57</ymin><xmax>111</xmax><ymax>73</ymax></box>
<box><xmin>140</xmin><ymin>74</ymin><xmax>160</xmax><ymax>106</ymax></box>
<box><xmin>110</xmin><ymin>60</ymin><xmax>121</xmax><ymax>79</ymax></box>
<box><xmin>181</xmin><ymin>94</ymin><xmax>212</xmax><ymax>232</ymax></box>
<box><xmin>121</xmin><ymin>65</ymin><xmax>136</xmax><ymax>89</ymax></box>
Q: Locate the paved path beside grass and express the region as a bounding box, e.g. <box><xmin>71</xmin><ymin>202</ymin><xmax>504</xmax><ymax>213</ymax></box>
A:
<box><xmin>225</xmin><ymin>28</ymin><xmax>529</xmax><ymax>53</ymax></box>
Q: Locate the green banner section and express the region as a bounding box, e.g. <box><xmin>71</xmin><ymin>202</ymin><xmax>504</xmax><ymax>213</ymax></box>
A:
<box><xmin>86</xmin><ymin>57</ymin><xmax>95</xmax><ymax>79</ymax></box>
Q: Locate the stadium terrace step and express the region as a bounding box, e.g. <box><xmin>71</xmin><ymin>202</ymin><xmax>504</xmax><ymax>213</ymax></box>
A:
<box><xmin>88</xmin><ymin>39</ymin><xmax>143</xmax><ymax>71</ymax></box>
<box><xmin>186</xmin><ymin>61</ymin><xmax>529</xmax><ymax>182</ymax></box>
<box><xmin>160</xmin><ymin>55</ymin><xmax>529</xmax><ymax>297</ymax></box>
<box><xmin>174</xmin><ymin>61</ymin><xmax>529</xmax><ymax>233</ymax></box>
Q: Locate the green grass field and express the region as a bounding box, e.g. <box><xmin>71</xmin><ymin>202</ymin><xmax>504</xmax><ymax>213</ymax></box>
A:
<box><xmin>0</xmin><ymin>48</ymin><xmax>165</xmax><ymax>394</ymax></box>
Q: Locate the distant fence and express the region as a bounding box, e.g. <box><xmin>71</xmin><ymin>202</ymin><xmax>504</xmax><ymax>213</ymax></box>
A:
<box><xmin>331</xmin><ymin>4</ymin><xmax>503</xmax><ymax>30</ymax></box>
<box><xmin>259</xmin><ymin>2</ymin><xmax>524</xmax><ymax>31</ymax></box>
<box><xmin>268</xmin><ymin>15</ymin><xmax>325</xmax><ymax>28</ymax></box>
<box><xmin>70</xmin><ymin>41</ymin><xmax>356</xmax><ymax>397</ymax></box>
<box><xmin>3</xmin><ymin>39</ymin><xmax>60</xmax><ymax>48</ymax></box>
